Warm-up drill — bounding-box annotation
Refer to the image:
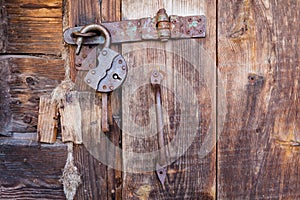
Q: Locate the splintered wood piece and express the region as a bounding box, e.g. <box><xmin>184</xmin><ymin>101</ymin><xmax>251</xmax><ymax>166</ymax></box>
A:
<box><xmin>59</xmin><ymin>91</ymin><xmax>82</xmax><ymax>144</ymax></box>
<box><xmin>37</xmin><ymin>95</ymin><xmax>58</xmax><ymax>144</ymax></box>
<box><xmin>79</xmin><ymin>92</ymin><xmax>102</xmax><ymax>146</ymax></box>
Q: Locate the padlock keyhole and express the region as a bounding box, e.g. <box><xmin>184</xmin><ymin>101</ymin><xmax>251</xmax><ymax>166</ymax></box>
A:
<box><xmin>113</xmin><ymin>73</ymin><xmax>122</xmax><ymax>80</ymax></box>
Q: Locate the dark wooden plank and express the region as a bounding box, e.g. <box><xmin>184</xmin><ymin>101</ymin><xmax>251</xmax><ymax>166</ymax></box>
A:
<box><xmin>0</xmin><ymin>59</ymin><xmax>12</xmax><ymax>136</ymax></box>
<box><xmin>67</xmin><ymin>1</ymin><xmax>111</xmax><ymax>199</ymax></box>
<box><xmin>217</xmin><ymin>0</ymin><xmax>300</xmax><ymax>199</ymax></box>
<box><xmin>69</xmin><ymin>0</ymin><xmax>101</xmax><ymax>82</ymax></box>
<box><xmin>121</xmin><ymin>1</ymin><xmax>216</xmax><ymax>199</ymax></box>
<box><xmin>0</xmin><ymin>57</ymin><xmax>65</xmax><ymax>134</ymax></box>
<box><xmin>0</xmin><ymin>0</ymin><xmax>63</xmax><ymax>55</ymax></box>
<box><xmin>101</xmin><ymin>0</ymin><xmax>123</xmax><ymax>199</ymax></box>
<box><xmin>73</xmin><ymin>145</ymin><xmax>108</xmax><ymax>200</ymax></box>
<box><xmin>0</xmin><ymin>137</ymin><xmax>67</xmax><ymax>199</ymax></box>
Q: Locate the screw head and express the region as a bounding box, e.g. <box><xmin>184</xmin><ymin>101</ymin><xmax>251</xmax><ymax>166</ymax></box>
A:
<box><xmin>91</xmin><ymin>70</ymin><xmax>96</xmax><ymax>75</ymax></box>
<box><xmin>118</xmin><ymin>59</ymin><xmax>123</xmax><ymax>64</ymax></box>
<box><xmin>109</xmin><ymin>86</ymin><xmax>114</xmax><ymax>90</ymax></box>
<box><xmin>103</xmin><ymin>85</ymin><xmax>107</xmax><ymax>90</ymax></box>
<box><xmin>153</xmin><ymin>72</ymin><xmax>158</xmax><ymax>77</ymax></box>
<box><xmin>87</xmin><ymin>79</ymin><xmax>91</xmax><ymax>83</ymax></box>
<box><xmin>122</xmin><ymin>65</ymin><xmax>126</xmax><ymax>70</ymax></box>
<box><xmin>102</xmin><ymin>50</ymin><xmax>107</xmax><ymax>56</ymax></box>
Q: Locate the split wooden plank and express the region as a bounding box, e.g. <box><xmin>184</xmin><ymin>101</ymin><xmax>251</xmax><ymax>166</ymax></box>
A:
<box><xmin>0</xmin><ymin>0</ymin><xmax>63</xmax><ymax>55</ymax></box>
<box><xmin>217</xmin><ymin>0</ymin><xmax>300</xmax><ymax>199</ymax></box>
<box><xmin>37</xmin><ymin>95</ymin><xmax>58</xmax><ymax>143</ymax></box>
<box><xmin>0</xmin><ymin>138</ymin><xmax>67</xmax><ymax>199</ymax></box>
<box><xmin>122</xmin><ymin>0</ymin><xmax>216</xmax><ymax>199</ymax></box>
<box><xmin>0</xmin><ymin>57</ymin><xmax>64</xmax><ymax>134</ymax></box>
<box><xmin>59</xmin><ymin>91</ymin><xmax>83</xmax><ymax>144</ymax></box>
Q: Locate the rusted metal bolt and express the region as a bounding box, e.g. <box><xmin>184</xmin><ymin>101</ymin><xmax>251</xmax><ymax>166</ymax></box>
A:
<box><xmin>103</xmin><ymin>85</ymin><xmax>107</xmax><ymax>90</ymax></box>
<box><xmin>82</xmin><ymin>54</ymin><xmax>87</xmax><ymax>58</ymax></box>
<box><xmin>118</xmin><ymin>59</ymin><xmax>123</xmax><ymax>64</ymax></box>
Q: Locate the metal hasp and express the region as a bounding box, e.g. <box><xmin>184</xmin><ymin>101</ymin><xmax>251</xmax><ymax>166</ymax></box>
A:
<box><xmin>64</xmin><ymin>8</ymin><xmax>206</xmax><ymax>45</ymax></box>
<box><xmin>151</xmin><ymin>69</ymin><xmax>167</xmax><ymax>189</ymax></box>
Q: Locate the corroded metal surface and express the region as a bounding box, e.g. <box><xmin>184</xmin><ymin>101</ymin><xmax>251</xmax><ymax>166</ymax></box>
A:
<box><xmin>64</xmin><ymin>13</ymin><xmax>206</xmax><ymax>45</ymax></box>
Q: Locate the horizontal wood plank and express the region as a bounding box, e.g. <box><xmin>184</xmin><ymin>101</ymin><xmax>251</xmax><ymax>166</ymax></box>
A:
<box><xmin>0</xmin><ymin>57</ymin><xmax>65</xmax><ymax>134</ymax></box>
<box><xmin>0</xmin><ymin>137</ymin><xmax>67</xmax><ymax>199</ymax></box>
<box><xmin>0</xmin><ymin>0</ymin><xmax>63</xmax><ymax>55</ymax></box>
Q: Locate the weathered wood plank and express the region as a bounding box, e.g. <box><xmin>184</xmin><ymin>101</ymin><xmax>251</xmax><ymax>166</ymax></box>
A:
<box><xmin>0</xmin><ymin>56</ymin><xmax>64</xmax><ymax>134</ymax></box>
<box><xmin>0</xmin><ymin>137</ymin><xmax>67</xmax><ymax>199</ymax></box>
<box><xmin>122</xmin><ymin>1</ymin><xmax>216</xmax><ymax>199</ymax></box>
<box><xmin>59</xmin><ymin>92</ymin><xmax>83</xmax><ymax>144</ymax></box>
<box><xmin>0</xmin><ymin>59</ymin><xmax>12</xmax><ymax>136</ymax></box>
<box><xmin>101</xmin><ymin>0</ymin><xmax>123</xmax><ymax>199</ymax></box>
<box><xmin>37</xmin><ymin>95</ymin><xmax>58</xmax><ymax>143</ymax></box>
<box><xmin>67</xmin><ymin>1</ymin><xmax>111</xmax><ymax>199</ymax></box>
<box><xmin>217</xmin><ymin>0</ymin><xmax>300</xmax><ymax>199</ymax></box>
<box><xmin>0</xmin><ymin>0</ymin><xmax>63</xmax><ymax>55</ymax></box>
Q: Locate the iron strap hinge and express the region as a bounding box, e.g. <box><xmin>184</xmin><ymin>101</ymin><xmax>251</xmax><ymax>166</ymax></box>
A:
<box><xmin>63</xmin><ymin>9</ymin><xmax>206</xmax><ymax>45</ymax></box>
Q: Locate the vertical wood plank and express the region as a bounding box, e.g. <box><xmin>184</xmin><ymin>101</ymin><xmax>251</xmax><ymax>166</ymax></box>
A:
<box><xmin>122</xmin><ymin>1</ymin><xmax>216</xmax><ymax>199</ymax></box>
<box><xmin>67</xmin><ymin>0</ymin><xmax>109</xmax><ymax>199</ymax></box>
<box><xmin>102</xmin><ymin>0</ymin><xmax>122</xmax><ymax>199</ymax></box>
<box><xmin>0</xmin><ymin>58</ymin><xmax>12</xmax><ymax>136</ymax></box>
<box><xmin>38</xmin><ymin>95</ymin><xmax>58</xmax><ymax>143</ymax></box>
<box><xmin>59</xmin><ymin>92</ymin><xmax>83</xmax><ymax>144</ymax></box>
<box><xmin>217</xmin><ymin>0</ymin><xmax>300</xmax><ymax>199</ymax></box>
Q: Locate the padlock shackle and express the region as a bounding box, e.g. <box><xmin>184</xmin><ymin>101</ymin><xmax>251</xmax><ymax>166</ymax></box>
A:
<box><xmin>75</xmin><ymin>24</ymin><xmax>111</xmax><ymax>55</ymax></box>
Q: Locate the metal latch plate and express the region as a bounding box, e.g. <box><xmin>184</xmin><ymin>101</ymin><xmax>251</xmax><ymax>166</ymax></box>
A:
<box><xmin>64</xmin><ymin>15</ymin><xmax>206</xmax><ymax>45</ymax></box>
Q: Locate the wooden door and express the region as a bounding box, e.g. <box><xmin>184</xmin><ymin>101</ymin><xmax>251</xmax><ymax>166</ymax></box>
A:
<box><xmin>0</xmin><ymin>0</ymin><xmax>299</xmax><ymax>200</ymax></box>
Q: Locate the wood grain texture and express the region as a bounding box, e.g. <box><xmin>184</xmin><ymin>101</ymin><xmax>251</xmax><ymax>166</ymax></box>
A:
<box><xmin>0</xmin><ymin>0</ymin><xmax>63</xmax><ymax>55</ymax></box>
<box><xmin>0</xmin><ymin>137</ymin><xmax>67</xmax><ymax>199</ymax></box>
<box><xmin>60</xmin><ymin>92</ymin><xmax>83</xmax><ymax>144</ymax></box>
<box><xmin>37</xmin><ymin>95</ymin><xmax>58</xmax><ymax>143</ymax></box>
<box><xmin>217</xmin><ymin>0</ymin><xmax>300</xmax><ymax>199</ymax></box>
<box><xmin>69</xmin><ymin>0</ymin><xmax>101</xmax><ymax>82</ymax></box>
<box><xmin>0</xmin><ymin>59</ymin><xmax>12</xmax><ymax>136</ymax></box>
<box><xmin>101</xmin><ymin>0</ymin><xmax>123</xmax><ymax>199</ymax></box>
<box><xmin>67</xmin><ymin>1</ymin><xmax>112</xmax><ymax>199</ymax></box>
<box><xmin>122</xmin><ymin>0</ymin><xmax>216</xmax><ymax>199</ymax></box>
<box><xmin>0</xmin><ymin>57</ymin><xmax>64</xmax><ymax>134</ymax></box>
